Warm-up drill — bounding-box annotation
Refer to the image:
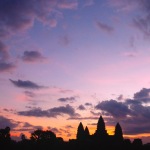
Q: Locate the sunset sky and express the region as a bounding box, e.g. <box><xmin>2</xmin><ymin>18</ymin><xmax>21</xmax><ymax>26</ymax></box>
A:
<box><xmin>0</xmin><ymin>0</ymin><xmax>150</xmax><ymax>144</ymax></box>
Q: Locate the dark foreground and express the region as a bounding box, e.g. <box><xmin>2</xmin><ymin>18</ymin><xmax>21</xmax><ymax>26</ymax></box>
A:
<box><xmin>1</xmin><ymin>140</ymin><xmax>150</xmax><ymax>150</ymax></box>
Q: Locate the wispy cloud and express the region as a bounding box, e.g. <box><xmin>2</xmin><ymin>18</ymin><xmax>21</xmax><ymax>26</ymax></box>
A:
<box><xmin>9</xmin><ymin>79</ymin><xmax>46</xmax><ymax>89</ymax></box>
<box><xmin>24</xmin><ymin>91</ymin><xmax>36</xmax><ymax>98</ymax></box>
<box><xmin>133</xmin><ymin>16</ymin><xmax>150</xmax><ymax>37</ymax></box>
<box><xmin>108</xmin><ymin>0</ymin><xmax>150</xmax><ymax>37</ymax></box>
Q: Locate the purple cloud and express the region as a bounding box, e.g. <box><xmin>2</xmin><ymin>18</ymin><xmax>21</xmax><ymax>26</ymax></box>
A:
<box><xmin>134</xmin><ymin>88</ymin><xmax>150</xmax><ymax>103</ymax></box>
<box><xmin>0</xmin><ymin>0</ymin><xmax>57</xmax><ymax>38</ymax></box>
<box><xmin>95</xmin><ymin>99</ymin><xmax>130</xmax><ymax>118</ymax></box>
<box><xmin>85</xmin><ymin>102</ymin><xmax>92</xmax><ymax>106</ymax></box>
<box><xmin>0</xmin><ymin>62</ymin><xmax>16</xmax><ymax>72</ymax></box>
<box><xmin>17</xmin><ymin>104</ymin><xmax>79</xmax><ymax>118</ymax></box>
<box><xmin>0</xmin><ymin>116</ymin><xmax>18</xmax><ymax>129</ymax></box>
<box><xmin>96</xmin><ymin>21</ymin><xmax>114</xmax><ymax>34</ymax></box>
<box><xmin>117</xmin><ymin>94</ymin><xmax>124</xmax><ymax>100</ymax></box>
<box><xmin>0</xmin><ymin>0</ymin><xmax>80</xmax><ymax>40</ymax></box>
<box><xmin>49</xmin><ymin>104</ymin><xmax>79</xmax><ymax>117</ymax></box>
<box><xmin>78</xmin><ymin>105</ymin><xmax>86</xmax><ymax>110</ymax></box>
<box><xmin>22</xmin><ymin>51</ymin><xmax>46</xmax><ymax>63</ymax></box>
<box><xmin>58</xmin><ymin>97</ymin><xmax>76</xmax><ymax>103</ymax></box>
<box><xmin>9</xmin><ymin>79</ymin><xmax>46</xmax><ymax>89</ymax></box>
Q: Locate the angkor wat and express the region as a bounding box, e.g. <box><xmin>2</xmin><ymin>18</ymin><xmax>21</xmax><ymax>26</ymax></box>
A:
<box><xmin>76</xmin><ymin>115</ymin><xmax>124</xmax><ymax>145</ymax></box>
<box><xmin>0</xmin><ymin>115</ymin><xmax>150</xmax><ymax>150</ymax></box>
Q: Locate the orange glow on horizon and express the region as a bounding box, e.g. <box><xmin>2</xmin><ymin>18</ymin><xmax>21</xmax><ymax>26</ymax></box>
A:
<box><xmin>124</xmin><ymin>133</ymin><xmax>150</xmax><ymax>138</ymax></box>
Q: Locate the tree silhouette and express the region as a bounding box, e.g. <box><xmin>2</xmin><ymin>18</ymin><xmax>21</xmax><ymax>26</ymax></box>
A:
<box><xmin>132</xmin><ymin>138</ymin><xmax>143</xmax><ymax>147</ymax></box>
<box><xmin>30</xmin><ymin>129</ymin><xmax>43</xmax><ymax>141</ymax></box>
<box><xmin>21</xmin><ymin>133</ymin><xmax>26</xmax><ymax>141</ymax></box>
<box><xmin>30</xmin><ymin>129</ymin><xmax>56</xmax><ymax>142</ymax></box>
<box><xmin>0</xmin><ymin>126</ymin><xmax>11</xmax><ymax>141</ymax></box>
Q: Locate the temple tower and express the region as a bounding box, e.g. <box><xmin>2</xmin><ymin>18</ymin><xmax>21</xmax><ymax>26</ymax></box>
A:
<box><xmin>76</xmin><ymin>122</ymin><xmax>85</xmax><ymax>140</ymax></box>
<box><xmin>114</xmin><ymin>122</ymin><xmax>123</xmax><ymax>144</ymax></box>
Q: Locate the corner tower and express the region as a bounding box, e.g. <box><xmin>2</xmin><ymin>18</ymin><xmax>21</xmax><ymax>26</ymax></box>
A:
<box><xmin>114</xmin><ymin>122</ymin><xmax>123</xmax><ymax>143</ymax></box>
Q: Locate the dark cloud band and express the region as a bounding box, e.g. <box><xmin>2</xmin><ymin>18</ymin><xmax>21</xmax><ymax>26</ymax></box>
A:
<box><xmin>9</xmin><ymin>79</ymin><xmax>46</xmax><ymax>89</ymax></box>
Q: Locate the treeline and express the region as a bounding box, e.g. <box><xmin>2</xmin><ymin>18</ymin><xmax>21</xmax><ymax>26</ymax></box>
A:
<box><xmin>0</xmin><ymin>126</ymin><xmax>150</xmax><ymax>150</ymax></box>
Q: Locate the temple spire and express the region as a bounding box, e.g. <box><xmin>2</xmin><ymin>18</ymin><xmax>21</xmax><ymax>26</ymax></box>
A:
<box><xmin>114</xmin><ymin>122</ymin><xmax>123</xmax><ymax>141</ymax></box>
<box><xmin>85</xmin><ymin>126</ymin><xmax>90</xmax><ymax>137</ymax></box>
<box><xmin>76</xmin><ymin>122</ymin><xmax>85</xmax><ymax>140</ymax></box>
<box><xmin>94</xmin><ymin>115</ymin><xmax>107</xmax><ymax>137</ymax></box>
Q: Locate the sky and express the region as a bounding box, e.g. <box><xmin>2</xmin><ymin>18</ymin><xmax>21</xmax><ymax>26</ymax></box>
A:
<box><xmin>0</xmin><ymin>0</ymin><xmax>150</xmax><ymax>144</ymax></box>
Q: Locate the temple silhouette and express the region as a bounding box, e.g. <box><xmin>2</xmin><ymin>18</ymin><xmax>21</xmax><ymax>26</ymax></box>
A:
<box><xmin>67</xmin><ymin>115</ymin><xmax>148</xmax><ymax>149</ymax></box>
<box><xmin>75</xmin><ymin>115</ymin><xmax>124</xmax><ymax>145</ymax></box>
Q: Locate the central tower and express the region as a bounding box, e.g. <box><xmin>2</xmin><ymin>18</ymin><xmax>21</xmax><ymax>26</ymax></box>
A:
<box><xmin>94</xmin><ymin>116</ymin><xmax>108</xmax><ymax>138</ymax></box>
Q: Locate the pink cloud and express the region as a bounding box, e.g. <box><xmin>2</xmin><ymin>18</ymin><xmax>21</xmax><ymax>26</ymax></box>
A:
<box><xmin>123</xmin><ymin>51</ymin><xmax>138</xmax><ymax>57</ymax></box>
<box><xmin>107</xmin><ymin>0</ymin><xmax>139</xmax><ymax>12</ymax></box>
<box><xmin>49</xmin><ymin>19</ymin><xmax>57</xmax><ymax>27</ymax></box>
<box><xmin>58</xmin><ymin>0</ymin><xmax>78</xmax><ymax>9</ymax></box>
